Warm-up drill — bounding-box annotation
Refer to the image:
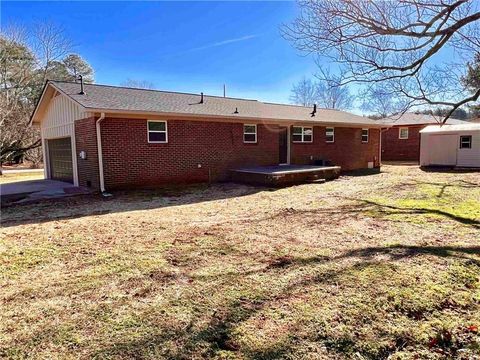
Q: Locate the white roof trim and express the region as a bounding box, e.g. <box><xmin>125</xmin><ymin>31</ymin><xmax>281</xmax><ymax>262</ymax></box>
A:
<box><xmin>420</xmin><ymin>124</ymin><xmax>480</xmax><ymax>133</ymax></box>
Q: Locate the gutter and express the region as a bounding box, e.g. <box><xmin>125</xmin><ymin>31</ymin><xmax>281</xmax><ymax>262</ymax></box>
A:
<box><xmin>96</xmin><ymin>113</ymin><xmax>107</xmax><ymax>193</ymax></box>
<box><xmin>85</xmin><ymin>108</ymin><xmax>387</xmax><ymax>128</ymax></box>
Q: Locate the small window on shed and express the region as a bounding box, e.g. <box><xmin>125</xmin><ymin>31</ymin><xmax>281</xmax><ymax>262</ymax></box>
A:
<box><xmin>460</xmin><ymin>135</ymin><xmax>472</xmax><ymax>149</ymax></box>
<box><xmin>326</xmin><ymin>127</ymin><xmax>335</xmax><ymax>143</ymax></box>
<box><xmin>243</xmin><ymin>124</ymin><xmax>257</xmax><ymax>143</ymax></box>
<box><xmin>399</xmin><ymin>127</ymin><xmax>409</xmax><ymax>139</ymax></box>
<box><xmin>361</xmin><ymin>129</ymin><xmax>369</xmax><ymax>143</ymax></box>
<box><xmin>148</xmin><ymin>121</ymin><xmax>168</xmax><ymax>143</ymax></box>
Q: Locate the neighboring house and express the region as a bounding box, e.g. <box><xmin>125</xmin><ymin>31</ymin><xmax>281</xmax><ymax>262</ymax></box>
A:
<box><xmin>379</xmin><ymin>113</ymin><xmax>468</xmax><ymax>162</ymax></box>
<box><xmin>31</xmin><ymin>81</ymin><xmax>385</xmax><ymax>191</ymax></box>
<box><xmin>420</xmin><ymin>124</ymin><xmax>480</xmax><ymax>168</ymax></box>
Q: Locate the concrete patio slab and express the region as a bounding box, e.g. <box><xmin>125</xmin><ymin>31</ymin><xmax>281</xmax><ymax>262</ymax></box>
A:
<box><xmin>1</xmin><ymin>179</ymin><xmax>92</xmax><ymax>206</ymax></box>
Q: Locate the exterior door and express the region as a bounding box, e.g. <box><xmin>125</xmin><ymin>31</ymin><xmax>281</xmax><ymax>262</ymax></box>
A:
<box><xmin>279</xmin><ymin>127</ymin><xmax>288</xmax><ymax>164</ymax></box>
<box><xmin>429</xmin><ymin>135</ymin><xmax>457</xmax><ymax>166</ymax></box>
<box><xmin>47</xmin><ymin>137</ymin><xmax>73</xmax><ymax>183</ymax></box>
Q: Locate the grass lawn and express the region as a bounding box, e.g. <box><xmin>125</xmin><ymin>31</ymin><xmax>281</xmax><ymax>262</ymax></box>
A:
<box><xmin>1</xmin><ymin>165</ymin><xmax>479</xmax><ymax>359</ymax></box>
<box><xmin>0</xmin><ymin>172</ymin><xmax>44</xmax><ymax>184</ymax></box>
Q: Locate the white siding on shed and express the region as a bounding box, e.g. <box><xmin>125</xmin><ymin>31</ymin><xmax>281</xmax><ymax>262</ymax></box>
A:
<box><xmin>40</xmin><ymin>93</ymin><xmax>86</xmax><ymax>185</ymax></box>
<box><xmin>457</xmin><ymin>131</ymin><xmax>480</xmax><ymax>167</ymax></box>
<box><xmin>420</xmin><ymin>124</ymin><xmax>480</xmax><ymax>168</ymax></box>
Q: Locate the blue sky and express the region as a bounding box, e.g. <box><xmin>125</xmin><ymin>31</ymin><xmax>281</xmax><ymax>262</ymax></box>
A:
<box><xmin>2</xmin><ymin>1</ymin><xmax>321</xmax><ymax>103</ymax></box>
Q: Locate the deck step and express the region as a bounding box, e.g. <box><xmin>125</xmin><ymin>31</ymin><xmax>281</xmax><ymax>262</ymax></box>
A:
<box><xmin>230</xmin><ymin>165</ymin><xmax>341</xmax><ymax>186</ymax></box>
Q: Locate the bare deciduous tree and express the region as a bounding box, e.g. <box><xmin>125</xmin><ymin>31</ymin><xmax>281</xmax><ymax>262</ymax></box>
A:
<box><xmin>315</xmin><ymin>68</ymin><xmax>354</xmax><ymax>109</ymax></box>
<box><xmin>360</xmin><ymin>86</ymin><xmax>402</xmax><ymax>118</ymax></box>
<box><xmin>0</xmin><ymin>31</ymin><xmax>40</xmax><ymax>165</ymax></box>
<box><xmin>290</xmin><ymin>73</ymin><xmax>354</xmax><ymax>109</ymax></box>
<box><xmin>32</xmin><ymin>22</ymin><xmax>72</xmax><ymax>86</ymax></box>
<box><xmin>0</xmin><ymin>23</ymin><xmax>94</xmax><ymax>165</ymax></box>
<box><xmin>283</xmin><ymin>0</ymin><xmax>480</xmax><ymax>122</ymax></box>
<box><xmin>289</xmin><ymin>77</ymin><xmax>318</xmax><ymax>106</ymax></box>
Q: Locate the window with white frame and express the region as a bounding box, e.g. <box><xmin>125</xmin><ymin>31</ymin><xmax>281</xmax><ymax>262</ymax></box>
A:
<box><xmin>243</xmin><ymin>124</ymin><xmax>257</xmax><ymax>143</ymax></box>
<box><xmin>292</xmin><ymin>126</ymin><xmax>313</xmax><ymax>143</ymax></box>
<box><xmin>326</xmin><ymin>127</ymin><xmax>335</xmax><ymax>143</ymax></box>
<box><xmin>399</xmin><ymin>127</ymin><xmax>409</xmax><ymax>139</ymax></box>
<box><xmin>460</xmin><ymin>135</ymin><xmax>472</xmax><ymax>149</ymax></box>
<box><xmin>361</xmin><ymin>128</ymin><xmax>369</xmax><ymax>143</ymax></box>
<box><xmin>147</xmin><ymin>121</ymin><xmax>168</xmax><ymax>143</ymax></box>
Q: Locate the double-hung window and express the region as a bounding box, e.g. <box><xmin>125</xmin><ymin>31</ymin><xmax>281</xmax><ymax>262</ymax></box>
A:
<box><xmin>361</xmin><ymin>129</ymin><xmax>369</xmax><ymax>143</ymax></box>
<box><xmin>326</xmin><ymin>127</ymin><xmax>335</xmax><ymax>143</ymax></box>
<box><xmin>460</xmin><ymin>135</ymin><xmax>472</xmax><ymax>149</ymax></box>
<box><xmin>147</xmin><ymin>121</ymin><xmax>168</xmax><ymax>143</ymax></box>
<box><xmin>243</xmin><ymin>124</ymin><xmax>257</xmax><ymax>143</ymax></box>
<box><xmin>399</xmin><ymin>127</ymin><xmax>409</xmax><ymax>139</ymax></box>
<box><xmin>292</xmin><ymin>126</ymin><xmax>313</xmax><ymax>143</ymax></box>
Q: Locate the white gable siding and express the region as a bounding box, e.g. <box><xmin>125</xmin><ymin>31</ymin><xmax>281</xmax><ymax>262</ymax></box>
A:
<box><xmin>40</xmin><ymin>93</ymin><xmax>86</xmax><ymax>185</ymax></box>
<box><xmin>41</xmin><ymin>93</ymin><xmax>85</xmax><ymax>138</ymax></box>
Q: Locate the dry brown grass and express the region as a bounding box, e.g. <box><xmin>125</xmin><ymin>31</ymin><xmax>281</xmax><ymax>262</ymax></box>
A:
<box><xmin>0</xmin><ymin>172</ymin><xmax>44</xmax><ymax>184</ymax></box>
<box><xmin>1</xmin><ymin>165</ymin><xmax>479</xmax><ymax>359</ymax></box>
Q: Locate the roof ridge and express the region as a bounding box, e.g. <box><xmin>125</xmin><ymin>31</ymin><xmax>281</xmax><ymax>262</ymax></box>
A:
<box><xmin>50</xmin><ymin>81</ymin><xmax>362</xmax><ymax>114</ymax></box>
<box><xmin>49</xmin><ymin>80</ymin><xmax>259</xmax><ymax>102</ymax></box>
<box><xmin>260</xmin><ymin>101</ymin><xmax>341</xmax><ymax>111</ymax></box>
<box><xmin>382</xmin><ymin>112</ymin><xmax>464</xmax><ymax>122</ymax></box>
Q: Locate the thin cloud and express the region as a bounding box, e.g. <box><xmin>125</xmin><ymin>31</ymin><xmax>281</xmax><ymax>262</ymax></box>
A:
<box><xmin>189</xmin><ymin>35</ymin><xmax>257</xmax><ymax>52</ymax></box>
<box><xmin>160</xmin><ymin>34</ymin><xmax>258</xmax><ymax>58</ymax></box>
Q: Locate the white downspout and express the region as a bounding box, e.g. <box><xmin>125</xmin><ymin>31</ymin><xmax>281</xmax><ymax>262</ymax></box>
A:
<box><xmin>96</xmin><ymin>113</ymin><xmax>106</xmax><ymax>193</ymax></box>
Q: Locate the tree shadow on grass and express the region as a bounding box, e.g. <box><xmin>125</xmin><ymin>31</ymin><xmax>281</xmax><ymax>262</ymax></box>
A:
<box><xmin>257</xmin><ymin>195</ymin><xmax>479</xmax><ymax>229</ymax></box>
<box><xmin>337</xmin><ymin>244</ymin><xmax>480</xmax><ymax>266</ymax></box>
<box><xmin>0</xmin><ymin>183</ymin><xmax>273</xmax><ymax>228</ymax></box>
<box><xmin>355</xmin><ymin>198</ymin><xmax>480</xmax><ymax>229</ymax></box>
<box><xmin>389</xmin><ymin>179</ymin><xmax>479</xmax><ymax>197</ymax></box>
<box><xmin>90</xmin><ymin>243</ymin><xmax>480</xmax><ymax>359</ymax></box>
<box><xmin>389</xmin><ymin>179</ymin><xmax>479</xmax><ymax>198</ymax></box>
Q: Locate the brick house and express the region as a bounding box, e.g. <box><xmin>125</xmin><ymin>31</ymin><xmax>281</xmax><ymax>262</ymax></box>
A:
<box><xmin>31</xmin><ymin>81</ymin><xmax>386</xmax><ymax>192</ymax></box>
<box><xmin>379</xmin><ymin>113</ymin><xmax>468</xmax><ymax>162</ymax></box>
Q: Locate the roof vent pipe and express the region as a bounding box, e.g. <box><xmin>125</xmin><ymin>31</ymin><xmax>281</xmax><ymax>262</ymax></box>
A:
<box><xmin>77</xmin><ymin>74</ymin><xmax>85</xmax><ymax>95</ymax></box>
<box><xmin>200</xmin><ymin>92</ymin><xmax>204</xmax><ymax>104</ymax></box>
<box><xmin>310</xmin><ymin>103</ymin><xmax>317</xmax><ymax>117</ymax></box>
<box><xmin>234</xmin><ymin>107</ymin><xmax>239</xmax><ymax>114</ymax></box>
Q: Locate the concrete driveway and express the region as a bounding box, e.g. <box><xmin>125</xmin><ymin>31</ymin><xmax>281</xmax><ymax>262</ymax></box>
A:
<box><xmin>1</xmin><ymin>179</ymin><xmax>91</xmax><ymax>205</ymax></box>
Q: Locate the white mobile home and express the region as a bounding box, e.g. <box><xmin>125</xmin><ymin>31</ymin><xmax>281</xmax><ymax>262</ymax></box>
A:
<box><xmin>419</xmin><ymin>123</ymin><xmax>480</xmax><ymax>168</ymax></box>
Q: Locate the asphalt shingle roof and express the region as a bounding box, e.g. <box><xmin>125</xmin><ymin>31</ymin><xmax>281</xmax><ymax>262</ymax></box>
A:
<box><xmin>379</xmin><ymin>112</ymin><xmax>468</xmax><ymax>126</ymax></box>
<box><xmin>50</xmin><ymin>81</ymin><xmax>384</xmax><ymax>126</ymax></box>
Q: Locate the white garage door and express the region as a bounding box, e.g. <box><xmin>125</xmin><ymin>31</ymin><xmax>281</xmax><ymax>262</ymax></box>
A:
<box><xmin>429</xmin><ymin>135</ymin><xmax>457</xmax><ymax>166</ymax></box>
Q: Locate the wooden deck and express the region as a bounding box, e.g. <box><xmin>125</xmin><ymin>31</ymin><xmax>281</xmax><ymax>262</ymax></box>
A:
<box><xmin>230</xmin><ymin>165</ymin><xmax>341</xmax><ymax>186</ymax></box>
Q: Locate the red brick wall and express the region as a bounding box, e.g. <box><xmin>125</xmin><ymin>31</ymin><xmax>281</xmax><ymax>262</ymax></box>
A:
<box><xmin>75</xmin><ymin>117</ymin><xmax>382</xmax><ymax>190</ymax></box>
<box><xmin>100</xmin><ymin>118</ymin><xmax>279</xmax><ymax>189</ymax></box>
<box><xmin>290</xmin><ymin>127</ymin><xmax>380</xmax><ymax>171</ymax></box>
<box><xmin>381</xmin><ymin>125</ymin><xmax>423</xmax><ymax>161</ymax></box>
<box><xmin>74</xmin><ymin>117</ymin><xmax>100</xmax><ymax>189</ymax></box>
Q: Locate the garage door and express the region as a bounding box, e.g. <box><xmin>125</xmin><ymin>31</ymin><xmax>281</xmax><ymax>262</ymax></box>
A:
<box><xmin>47</xmin><ymin>137</ymin><xmax>73</xmax><ymax>183</ymax></box>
